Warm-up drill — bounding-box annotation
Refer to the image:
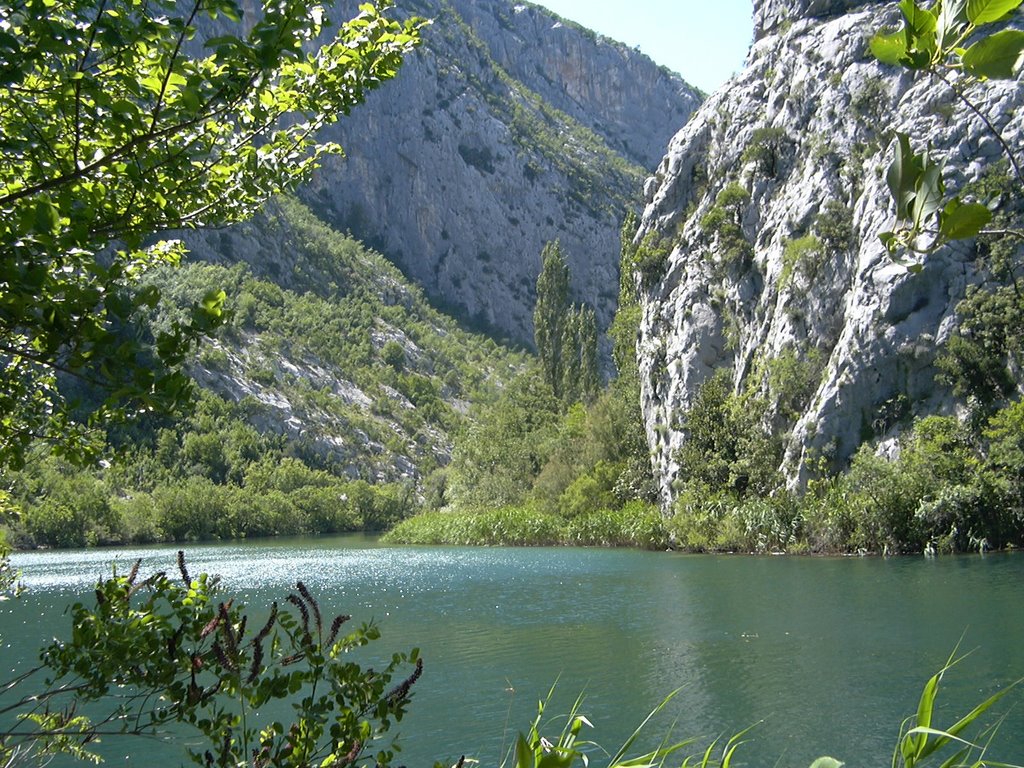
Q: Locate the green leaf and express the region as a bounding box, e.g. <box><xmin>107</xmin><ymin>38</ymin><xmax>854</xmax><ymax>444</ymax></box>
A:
<box><xmin>961</xmin><ymin>28</ymin><xmax>1024</xmax><ymax>78</ymax></box>
<box><xmin>33</xmin><ymin>198</ymin><xmax>60</xmax><ymax>235</ymax></box>
<box><xmin>912</xmin><ymin>670</ymin><xmax>942</xmax><ymax>759</ymax></box>
<box><xmin>887</xmin><ymin>133</ymin><xmax>923</xmax><ymax>219</ymax></box>
<box><xmin>912</xmin><ymin>160</ymin><xmax>945</xmax><ymax>227</ymax></box>
<box><xmin>901</xmin><ymin>0</ymin><xmax>939</xmax><ymax>35</ymax></box>
<box><xmin>937</xmin><ymin>0</ymin><xmax>969</xmax><ymax>47</ymax></box>
<box><xmin>808</xmin><ymin>759</ymin><xmax>845</xmax><ymax>768</ymax></box>
<box><xmin>967</xmin><ymin>0</ymin><xmax>1022</xmax><ymax>24</ymax></box>
<box><xmin>871</xmin><ymin>30</ymin><xmax>909</xmax><ymax>64</ymax></box>
<box><xmin>514</xmin><ymin>733</ymin><xmax>533</xmax><ymax>768</ymax></box>
<box><xmin>940</xmin><ymin>199</ymin><xmax>992</xmax><ymax>239</ymax></box>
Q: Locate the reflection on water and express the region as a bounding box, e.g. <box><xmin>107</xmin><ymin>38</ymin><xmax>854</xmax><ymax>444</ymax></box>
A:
<box><xmin>6</xmin><ymin>538</ymin><xmax>1024</xmax><ymax>766</ymax></box>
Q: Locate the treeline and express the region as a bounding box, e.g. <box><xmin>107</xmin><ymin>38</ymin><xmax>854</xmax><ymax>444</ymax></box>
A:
<box><xmin>390</xmin><ymin>203</ymin><xmax>1024</xmax><ymax>554</ymax></box>
<box><xmin>1</xmin><ymin>199</ymin><xmax>527</xmax><ymax>549</ymax></box>
<box><xmin>389</xmin><ymin>219</ymin><xmax>665</xmax><ymax>546</ymax></box>
<box><xmin>3</xmin><ymin>392</ymin><xmax>418</xmax><ymax>548</ymax></box>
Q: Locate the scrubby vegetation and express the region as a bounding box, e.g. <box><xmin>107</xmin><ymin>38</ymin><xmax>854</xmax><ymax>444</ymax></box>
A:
<box><xmin>1</xmin><ymin>199</ymin><xmax>526</xmax><ymax>549</ymax></box>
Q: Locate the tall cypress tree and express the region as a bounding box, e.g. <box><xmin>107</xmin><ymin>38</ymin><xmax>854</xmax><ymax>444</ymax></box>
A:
<box><xmin>560</xmin><ymin>307</ymin><xmax>582</xmax><ymax>405</ymax></box>
<box><xmin>534</xmin><ymin>241</ymin><xmax>570</xmax><ymax>399</ymax></box>
<box><xmin>577</xmin><ymin>305</ymin><xmax>600</xmax><ymax>404</ymax></box>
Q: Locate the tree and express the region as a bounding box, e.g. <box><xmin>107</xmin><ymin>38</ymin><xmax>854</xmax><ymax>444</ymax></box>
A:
<box><xmin>576</xmin><ymin>304</ymin><xmax>600</xmax><ymax>405</ymax></box>
<box><xmin>533</xmin><ymin>240</ymin><xmax>571</xmax><ymax>398</ymax></box>
<box><xmin>559</xmin><ymin>304</ymin><xmax>599</xmax><ymax>405</ymax></box>
<box><xmin>0</xmin><ymin>0</ymin><xmax>423</xmax><ymax>468</ymax></box>
<box><xmin>446</xmin><ymin>368</ymin><xmax>561</xmax><ymax>509</ymax></box>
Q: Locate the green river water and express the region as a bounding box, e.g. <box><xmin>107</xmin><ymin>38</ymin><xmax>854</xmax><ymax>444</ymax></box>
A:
<box><xmin>3</xmin><ymin>536</ymin><xmax>1023</xmax><ymax>766</ymax></box>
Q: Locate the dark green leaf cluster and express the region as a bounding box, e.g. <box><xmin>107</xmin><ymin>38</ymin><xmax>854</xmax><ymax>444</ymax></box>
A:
<box><xmin>740</xmin><ymin>127</ymin><xmax>790</xmax><ymax>178</ymax></box>
<box><xmin>674</xmin><ymin>369</ymin><xmax>783</xmax><ymax>501</ymax></box>
<box><xmin>699</xmin><ymin>183</ymin><xmax>753</xmax><ymax>273</ymax></box>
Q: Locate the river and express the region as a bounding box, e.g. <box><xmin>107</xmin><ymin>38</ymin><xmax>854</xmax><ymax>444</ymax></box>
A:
<box><xmin>4</xmin><ymin>536</ymin><xmax>1024</xmax><ymax>766</ymax></box>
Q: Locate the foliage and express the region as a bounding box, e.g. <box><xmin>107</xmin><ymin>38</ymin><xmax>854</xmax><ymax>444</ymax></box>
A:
<box><xmin>0</xmin><ymin>0</ymin><xmax>422</xmax><ymax>469</ymax></box>
<box><xmin>503</xmin><ymin>660</ymin><xmax>1023</xmax><ymax>768</ymax></box>
<box><xmin>813</xmin><ymin>200</ymin><xmax>855</xmax><ymax>253</ymax></box>
<box><xmin>534</xmin><ymin>241</ymin><xmax>572</xmax><ymax>399</ymax></box>
<box><xmin>740</xmin><ymin>126</ymin><xmax>789</xmax><ymax>177</ymax></box>
<box><xmin>382</xmin><ymin>505</ymin><xmax>565</xmax><ymax>546</ymax></box>
<box><xmin>4</xmin><ymin>441</ymin><xmax>418</xmax><ymax>548</ymax></box>
<box><xmin>937</xmin><ymin>283</ymin><xmax>1023</xmax><ymax>414</ymax></box>
<box><xmin>558</xmin><ymin>305</ymin><xmax>600</xmax><ymax>406</ymax></box>
<box><xmin>0</xmin><ymin>520</ymin><xmax>19</xmax><ymax>605</ymax></box>
<box><xmin>0</xmin><ymin>554</ymin><xmax>422</xmax><ymax>767</ymax></box>
<box><xmin>983</xmin><ymin>398</ymin><xmax>1024</xmax><ymax>524</ymax></box>
<box><xmin>878</xmin><ymin>132</ymin><xmax>993</xmax><ymax>264</ymax></box>
<box><xmin>1</xmin><ymin>198</ymin><xmax>529</xmax><ymax>549</ymax></box>
<box><xmin>674</xmin><ymin>369</ymin><xmax>783</xmax><ymax>499</ymax></box>
<box><xmin>667</xmin><ymin>403</ymin><xmax>1024</xmax><ymax>554</ymax></box>
<box><xmin>779</xmin><ymin>234</ymin><xmax>824</xmax><ymax>288</ymax></box>
<box><xmin>886</xmin><ymin>648</ymin><xmax>1021</xmax><ymax>768</ymax></box>
<box><xmin>700</xmin><ymin>184</ymin><xmax>753</xmax><ymax>272</ymax></box>
<box><xmin>533</xmin><ymin>242</ymin><xmax>600</xmax><ymax>405</ymax></box>
<box><xmin>501</xmin><ymin>686</ymin><xmax>694</xmax><ymax>768</ymax></box>
<box><xmin>763</xmin><ymin>347</ymin><xmax>824</xmax><ymax>423</ymax></box>
<box><xmin>384</xmin><ymin>501</ymin><xmax>668</xmax><ymax>549</ymax></box>
<box><xmin>446</xmin><ymin>369</ymin><xmax>561</xmax><ymax>511</ymax></box>
<box><xmin>621</xmin><ymin>227</ymin><xmax>675</xmax><ymax>291</ymax></box>
<box><xmin>871</xmin><ymin>0</ymin><xmax>1023</xmax><ymax>261</ymax></box>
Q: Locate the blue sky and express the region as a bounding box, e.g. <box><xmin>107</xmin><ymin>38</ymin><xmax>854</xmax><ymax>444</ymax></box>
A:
<box><xmin>535</xmin><ymin>0</ymin><xmax>754</xmax><ymax>94</ymax></box>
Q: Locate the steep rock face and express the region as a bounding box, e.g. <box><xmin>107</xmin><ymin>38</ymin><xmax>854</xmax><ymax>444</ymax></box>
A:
<box><xmin>292</xmin><ymin>0</ymin><xmax>701</xmax><ymax>345</ymax></box>
<box><xmin>636</xmin><ymin>2</ymin><xmax>1024</xmax><ymax>505</ymax></box>
<box><xmin>753</xmin><ymin>0</ymin><xmax>873</xmax><ymax>38</ymax></box>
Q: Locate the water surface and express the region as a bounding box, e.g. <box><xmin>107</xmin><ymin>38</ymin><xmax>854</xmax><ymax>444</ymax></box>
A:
<box><xmin>5</xmin><ymin>537</ymin><xmax>1023</xmax><ymax>766</ymax></box>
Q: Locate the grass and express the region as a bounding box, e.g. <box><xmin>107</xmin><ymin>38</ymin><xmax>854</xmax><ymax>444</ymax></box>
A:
<box><xmin>382</xmin><ymin>503</ymin><xmax>669</xmax><ymax>549</ymax></box>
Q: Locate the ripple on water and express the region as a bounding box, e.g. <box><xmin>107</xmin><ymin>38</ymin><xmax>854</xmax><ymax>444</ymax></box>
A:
<box><xmin>7</xmin><ymin>540</ymin><xmax>1024</xmax><ymax>767</ymax></box>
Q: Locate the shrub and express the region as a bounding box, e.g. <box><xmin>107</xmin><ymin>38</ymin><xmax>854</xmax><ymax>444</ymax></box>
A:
<box><xmin>382</xmin><ymin>340</ymin><xmax>406</xmax><ymax>370</ymax></box>
<box><xmin>741</xmin><ymin>126</ymin><xmax>789</xmax><ymax>177</ymax></box>
<box><xmin>675</xmin><ymin>369</ymin><xmax>782</xmax><ymax>498</ymax></box>
<box><xmin>779</xmin><ymin>234</ymin><xmax>824</xmax><ymax>288</ymax></box>
<box><xmin>557</xmin><ymin>461</ymin><xmax>622</xmax><ymax>518</ymax></box>
<box><xmin>813</xmin><ymin>200</ymin><xmax>854</xmax><ymax>252</ymax></box>
<box><xmin>700</xmin><ymin>184</ymin><xmax>752</xmax><ymax>271</ymax></box>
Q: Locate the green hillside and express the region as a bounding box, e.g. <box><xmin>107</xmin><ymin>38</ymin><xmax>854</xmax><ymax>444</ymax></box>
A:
<box><xmin>3</xmin><ymin>198</ymin><xmax>526</xmax><ymax>548</ymax></box>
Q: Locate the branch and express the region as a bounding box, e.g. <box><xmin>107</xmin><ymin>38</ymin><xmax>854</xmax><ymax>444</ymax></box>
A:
<box><xmin>74</xmin><ymin>0</ymin><xmax>110</xmax><ymax>169</ymax></box>
<box><xmin>929</xmin><ymin>69</ymin><xmax>1024</xmax><ymax>186</ymax></box>
<box><xmin>147</xmin><ymin>0</ymin><xmax>203</xmax><ymax>136</ymax></box>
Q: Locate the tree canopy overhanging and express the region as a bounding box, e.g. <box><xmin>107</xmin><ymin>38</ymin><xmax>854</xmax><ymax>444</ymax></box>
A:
<box><xmin>0</xmin><ymin>0</ymin><xmax>423</xmax><ymax>469</ymax></box>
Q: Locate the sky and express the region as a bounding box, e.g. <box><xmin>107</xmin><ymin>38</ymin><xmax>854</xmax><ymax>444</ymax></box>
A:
<box><xmin>534</xmin><ymin>0</ymin><xmax>754</xmax><ymax>94</ymax></box>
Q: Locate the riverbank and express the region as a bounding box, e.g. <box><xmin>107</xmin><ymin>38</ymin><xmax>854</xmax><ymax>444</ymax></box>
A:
<box><xmin>381</xmin><ymin>502</ymin><xmax>668</xmax><ymax>548</ymax></box>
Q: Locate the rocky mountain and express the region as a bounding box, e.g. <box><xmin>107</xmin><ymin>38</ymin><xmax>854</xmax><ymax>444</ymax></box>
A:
<box><xmin>286</xmin><ymin>0</ymin><xmax>702</xmax><ymax>345</ymax></box>
<box><xmin>635</xmin><ymin>0</ymin><xmax>1024</xmax><ymax>505</ymax></box>
<box><xmin>167</xmin><ymin>0</ymin><xmax>700</xmax><ymax>490</ymax></box>
<box><xmin>171</xmin><ymin>197</ymin><xmax>526</xmax><ymax>487</ymax></box>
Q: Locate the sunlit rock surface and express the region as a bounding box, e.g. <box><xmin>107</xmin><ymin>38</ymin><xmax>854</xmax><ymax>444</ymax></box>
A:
<box><xmin>636</xmin><ymin>1</ymin><xmax>1024</xmax><ymax>504</ymax></box>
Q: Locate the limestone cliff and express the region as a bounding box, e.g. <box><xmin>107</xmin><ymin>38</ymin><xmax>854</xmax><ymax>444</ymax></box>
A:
<box><xmin>293</xmin><ymin>0</ymin><xmax>702</xmax><ymax>345</ymax></box>
<box><xmin>636</xmin><ymin>0</ymin><xmax>1024</xmax><ymax>505</ymax></box>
